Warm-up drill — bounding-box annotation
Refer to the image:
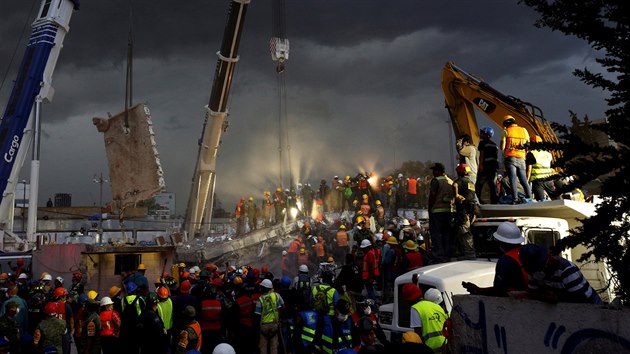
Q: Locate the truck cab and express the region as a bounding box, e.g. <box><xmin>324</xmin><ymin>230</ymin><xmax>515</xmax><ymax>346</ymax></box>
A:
<box><xmin>378</xmin><ymin>214</ymin><xmax>611</xmax><ymax>341</ymax></box>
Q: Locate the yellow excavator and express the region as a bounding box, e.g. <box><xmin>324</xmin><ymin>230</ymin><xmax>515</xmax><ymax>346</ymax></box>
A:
<box><xmin>441</xmin><ymin>61</ymin><xmax>559</xmax><ymax>151</ymax></box>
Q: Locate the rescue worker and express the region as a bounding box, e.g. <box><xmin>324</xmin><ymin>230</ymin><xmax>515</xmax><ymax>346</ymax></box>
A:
<box><xmin>52</xmin><ymin>287</ymin><xmax>73</xmax><ymax>354</ymax></box>
<box><xmin>476</xmin><ymin>126</ymin><xmax>500</xmax><ymax>204</ymax></box>
<box><xmin>72</xmin><ymin>294</ymin><xmax>89</xmax><ymax>354</ymax></box>
<box><xmin>453</xmin><ymin>163</ymin><xmax>478</xmax><ymax>260</ymax></box>
<box><xmin>428</xmin><ymin>162</ymin><xmax>455</xmax><ymax>263</ymax></box>
<box><xmin>262</xmin><ymin>191</ymin><xmax>274</xmax><ymax>227</ymax></box>
<box><xmin>273</xmin><ymin>188</ymin><xmax>286</xmax><ymax>225</ymax></box>
<box><xmin>407</xmin><ymin>176</ymin><xmax>418</xmax><ymax>208</ymax></box>
<box><xmin>359</xmin><ymin>194</ymin><xmax>371</xmax><ymax>218</ymax></box>
<box><xmin>361</xmin><ymin>239</ymin><xmax>380</xmax><ymax>302</ymax></box>
<box><xmin>501</xmin><ymin>115</ymin><xmax>533</xmax><ymax>203</ymax></box>
<box><xmin>334</xmin><ymin>224</ymin><xmax>350</xmax><ymax>265</ymax></box>
<box><xmin>463</xmin><ymin>221</ymin><xmax>528</xmax><ymax>296</ymax></box>
<box><xmin>235</xmin><ymin>197</ymin><xmax>246</xmax><ymax>235</ymax></box>
<box><xmin>82</xmin><ymin>300</ymin><xmax>102</xmax><ymax>354</ymax></box>
<box><xmin>175</xmin><ymin>306</ymin><xmax>202</xmax><ymax>354</ymax></box>
<box><xmin>302</xmin><ymin>183</ymin><xmax>315</xmax><ymax>217</ymax></box>
<box><xmin>293</xmin><ymin>301</ymin><xmax>318</xmax><ymax>354</ymax></box>
<box><xmin>34</xmin><ymin>302</ymin><xmax>67</xmax><ymax>353</ymax></box>
<box><xmin>255</xmin><ymin>278</ymin><xmax>284</xmax><ymax>354</ymax></box>
<box><xmin>404</xmin><ymin>284</ymin><xmax>447</xmax><ymax>352</ymax></box>
<box><xmin>198</xmin><ymin>282</ymin><xmax>223</xmax><ymax>352</ymax></box>
<box><xmin>518</xmin><ymin>244</ymin><xmax>603</xmax><ymax>304</ymax></box>
<box><xmin>297</xmin><ymin>248</ymin><xmax>310</xmax><ymax>270</ymax></box>
<box><xmin>374</xmin><ymin>200</ymin><xmax>386</xmax><ymax>227</ymax></box>
<box><xmin>319</xmin><ymin>179</ymin><xmax>330</xmax><ymax>212</ymax></box>
<box><xmin>403</xmin><ymin>240</ymin><xmax>423</xmax><ymax>271</ymax></box>
<box><xmin>69</xmin><ymin>272</ymin><xmax>84</xmax><ymax>304</ymax></box>
<box><xmin>293</xmin><ymin>264</ymin><xmax>312</xmax><ymax>310</ymax></box>
<box><xmin>527</xmin><ymin>135</ymin><xmax>558</xmax><ymax>201</ymax></box>
<box><xmin>380</xmin><ymin>237</ymin><xmax>405</xmax><ymax>304</ymax></box>
<box><xmin>126</xmin><ymin>263</ymin><xmax>149</xmax><ymax>296</ymax></box>
<box><xmin>321</xmin><ymin>298</ymin><xmax>354</xmax><ymax>353</ymax></box>
<box><xmin>456</xmin><ymin>134</ymin><xmax>479</xmax><ymax>184</ymax></box>
<box><xmin>310</xmin><ymin>271</ymin><xmax>339</xmax><ymax>350</ymax></box>
<box><xmin>1</xmin><ymin>285</ymin><xmax>27</xmax><ymax>338</ymax></box>
<box><xmin>233</xmin><ymin>281</ymin><xmax>256</xmax><ymax>354</ymax></box>
<box><xmin>119</xmin><ymin>282</ymin><xmax>144</xmax><ymax>354</ymax></box>
<box><xmin>138</xmin><ymin>293</ymin><xmax>168</xmax><ymax>354</ymax></box>
<box><xmin>0</xmin><ymin>301</ymin><xmax>20</xmax><ymax>354</ymax></box>
<box><xmin>386</xmin><ymin>180</ymin><xmax>397</xmax><ymax>217</ymax></box>
<box><xmin>99</xmin><ymin>296</ymin><xmax>121</xmax><ymax>354</ymax></box>
<box><xmin>156</xmin><ymin>286</ymin><xmax>174</xmax><ymax>344</ymax></box>
<box><xmin>246</xmin><ymin>196</ymin><xmax>258</xmax><ymax>231</ymax></box>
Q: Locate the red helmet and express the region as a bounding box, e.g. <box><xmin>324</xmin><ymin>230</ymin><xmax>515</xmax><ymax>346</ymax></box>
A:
<box><xmin>53</xmin><ymin>287</ymin><xmax>68</xmax><ymax>298</ymax></box>
<box><xmin>456</xmin><ymin>163</ymin><xmax>472</xmax><ymax>175</ymax></box>
<box><xmin>157</xmin><ymin>286</ymin><xmax>170</xmax><ymax>299</ymax></box>
<box><xmin>44</xmin><ymin>302</ymin><xmax>58</xmax><ymax>316</ymax></box>
<box><xmin>72</xmin><ymin>272</ymin><xmax>82</xmax><ymax>281</ymax></box>
<box><xmin>16</xmin><ymin>258</ymin><xmax>24</xmax><ymax>266</ymax></box>
<box><xmin>179</xmin><ymin>280</ymin><xmax>192</xmax><ymax>294</ymax></box>
<box><xmin>261</xmin><ymin>265</ymin><xmax>269</xmax><ymax>273</ymax></box>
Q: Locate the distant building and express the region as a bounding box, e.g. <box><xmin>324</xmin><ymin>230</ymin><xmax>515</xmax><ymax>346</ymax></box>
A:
<box><xmin>154</xmin><ymin>192</ymin><xmax>176</xmax><ymax>217</ymax></box>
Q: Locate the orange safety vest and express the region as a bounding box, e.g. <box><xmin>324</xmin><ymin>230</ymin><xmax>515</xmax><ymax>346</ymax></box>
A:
<box><xmin>55</xmin><ymin>301</ymin><xmax>67</xmax><ymax>321</ymax></box>
<box><xmin>236</xmin><ymin>295</ymin><xmax>254</xmax><ymax>328</ymax></box>
<box><xmin>504</xmin><ymin>125</ymin><xmax>528</xmax><ymax>158</ymax></box>
<box><xmin>361</xmin><ymin>248</ymin><xmax>380</xmax><ymax>280</ymax></box>
<box><xmin>505</xmin><ymin>246</ymin><xmax>529</xmax><ymax>290</ymax></box>
<box><xmin>100</xmin><ymin>310</ymin><xmax>115</xmax><ymax>336</ymax></box>
<box><xmin>235</xmin><ymin>202</ymin><xmax>244</xmax><ymax>217</ymax></box>
<box><xmin>336</xmin><ymin>230</ymin><xmax>349</xmax><ymax>247</ymax></box>
<box><xmin>188</xmin><ymin>321</ymin><xmax>203</xmax><ymax>351</ymax></box>
<box><xmin>407</xmin><ymin>178</ymin><xmax>417</xmax><ymax>194</ymax></box>
<box><xmin>200</xmin><ymin>299</ymin><xmax>222</xmax><ymax>330</ymax></box>
<box><xmin>288</xmin><ymin>239</ymin><xmax>301</xmax><ymax>253</ymax></box>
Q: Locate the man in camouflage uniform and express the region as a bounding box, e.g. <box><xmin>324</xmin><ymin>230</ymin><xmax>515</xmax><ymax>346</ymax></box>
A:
<box><xmin>34</xmin><ymin>302</ymin><xmax>67</xmax><ymax>353</ymax></box>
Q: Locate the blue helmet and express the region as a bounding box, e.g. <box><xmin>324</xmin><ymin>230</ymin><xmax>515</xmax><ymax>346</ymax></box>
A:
<box><xmin>480</xmin><ymin>126</ymin><xmax>494</xmax><ymax>138</ymax></box>
<box><xmin>78</xmin><ymin>293</ymin><xmax>89</xmax><ymax>304</ymax></box>
<box><xmin>126</xmin><ymin>282</ymin><xmax>138</xmax><ymax>294</ymax></box>
<box><xmin>280</xmin><ymin>275</ymin><xmax>291</xmax><ymax>288</ymax></box>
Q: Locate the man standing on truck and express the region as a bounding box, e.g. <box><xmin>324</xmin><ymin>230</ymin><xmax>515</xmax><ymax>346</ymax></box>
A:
<box><xmin>500</xmin><ymin>116</ymin><xmax>533</xmax><ymax>204</ymax></box>
<box><xmin>476</xmin><ymin>127</ymin><xmax>500</xmax><ymax>204</ymax></box>
<box><xmin>453</xmin><ymin>163</ymin><xmax>478</xmax><ymax>260</ymax></box>
<box><xmin>403</xmin><ymin>284</ymin><xmax>447</xmax><ymax>353</ymax></box>
<box><xmin>428</xmin><ymin>162</ymin><xmax>455</xmax><ymax>263</ymax></box>
<box><xmin>462</xmin><ymin>221</ymin><xmax>528</xmax><ymax>296</ymax></box>
<box><xmin>526</xmin><ymin>135</ymin><xmax>558</xmax><ymax>201</ymax></box>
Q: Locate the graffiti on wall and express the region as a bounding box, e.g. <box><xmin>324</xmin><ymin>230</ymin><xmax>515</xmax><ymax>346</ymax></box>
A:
<box><xmin>452</xmin><ymin>300</ymin><xmax>630</xmax><ymax>354</ymax></box>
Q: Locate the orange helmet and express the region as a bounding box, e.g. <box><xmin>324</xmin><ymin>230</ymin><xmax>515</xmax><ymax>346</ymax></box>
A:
<box><xmin>157</xmin><ymin>286</ymin><xmax>170</xmax><ymax>299</ymax></box>
<box><xmin>44</xmin><ymin>302</ymin><xmax>58</xmax><ymax>315</ymax></box>
<box><xmin>53</xmin><ymin>287</ymin><xmax>68</xmax><ymax>298</ymax></box>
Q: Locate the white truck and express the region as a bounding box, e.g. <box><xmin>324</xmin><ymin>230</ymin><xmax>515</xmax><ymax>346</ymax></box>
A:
<box><xmin>378</xmin><ymin>199</ymin><xmax>612</xmax><ymax>341</ymax></box>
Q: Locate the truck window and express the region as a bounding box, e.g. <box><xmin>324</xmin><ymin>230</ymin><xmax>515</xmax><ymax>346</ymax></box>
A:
<box><xmin>526</xmin><ymin>229</ymin><xmax>560</xmax><ymax>252</ymax></box>
<box><xmin>470</xmin><ymin>225</ymin><xmax>503</xmax><ymax>259</ymax></box>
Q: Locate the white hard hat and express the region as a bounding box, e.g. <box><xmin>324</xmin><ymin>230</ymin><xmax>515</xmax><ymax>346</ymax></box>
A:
<box><xmin>18</xmin><ymin>273</ymin><xmax>28</xmax><ymax>280</ymax></box>
<box><xmin>55</xmin><ymin>276</ymin><xmax>64</xmax><ymax>284</ymax></box>
<box><xmin>424</xmin><ymin>288</ymin><xmax>443</xmax><ymax>304</ymax></box>
<box><xmin>360</xmin><ymin>239</ymin><xmax>372</xmax><ymax>248</ymax></box>
<box><xmin>299</xmin><ymin>264</ymin><xmax>309</xmax><ymax>273</ymax></box>
<box><xmin>189</xmin><ymin>268</ymin><xmax>196</xmax><ymax>274</ymax></box>
<box><xmin>193</xmin><ymin>266</ymin><xmax>200</xmax><ymax>273</ymax></box>
<box><xmin>282</xmin><ymin>250</ymin><xmax>288</xmax><ymax>256</ymax></box>
<box><xmin>260</xmin><ymin>279</ymin><xmax>273</xmax><ymax>289</ymax></box>
<box><xmin>100</xmin><ymin>296</ymin><xmax>114</xmax><ymax>306</ymax></box>
<box><xmin>374</xmin><ymin>233</ymin><xmax>383</xmax><ymax>241</ymax></box>
<box><xmin>402</xmin><ymin>219</ymin><xmax>410</xmax><ymax>226</ymax></box>
<box><xmin>43</xmin><ymin>274</ymin><xmax>53</xmax><ymax>281</ymax></box>
<box><xmin>212</xmin><ymin>343</ymin><xmax>236</xmax><ymax>354</ymax></box>
<box><xmin>493</xmin><ymin>222</ymin><xmax>525</xmax><ymax>244</ymax></box>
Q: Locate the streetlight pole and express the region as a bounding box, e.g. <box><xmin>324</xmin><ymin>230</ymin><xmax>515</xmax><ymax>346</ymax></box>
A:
<box><xmin>93</xmin><ymin>173</ymin><xmax>108</xmax><ymax>242</ymax></box>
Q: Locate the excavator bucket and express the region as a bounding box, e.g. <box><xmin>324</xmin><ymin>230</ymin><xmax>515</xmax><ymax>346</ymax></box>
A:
<box><xmin>92</xmin><ymin>103</ymin><xmax>165</xmax><ymax>212</ymax></box>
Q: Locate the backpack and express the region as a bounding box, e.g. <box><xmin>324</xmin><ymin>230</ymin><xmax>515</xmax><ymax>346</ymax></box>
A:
<box><xmin>313</xmin><ymin>285</ymin><xmax>331</xmax><ymax>314</ymax></box>
<box><xmin>296</xmin><ymin>274</ymin><xmax>311</xmax><ymax>307</ymax></box>
<box><xmin>121</xmin><ymin>295</ymin><xmax>141</xmax><ymax>332</ymax></box>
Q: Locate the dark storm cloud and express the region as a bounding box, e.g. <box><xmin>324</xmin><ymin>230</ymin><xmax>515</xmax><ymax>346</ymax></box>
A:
<box><xmin>0</xmin><ymin>0</ymin><xmax>608</xmax><ymax>215</ymax></box>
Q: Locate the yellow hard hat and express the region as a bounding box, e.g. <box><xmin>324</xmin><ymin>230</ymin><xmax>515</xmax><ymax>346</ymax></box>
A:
<box><xmin>276</xmin><ymin>187</ymin><xmax>282</xmax><ymax>192</ymax></box>
<box><xmin>356</xmin><ymin>216</ymin><xmax>365</xmax><ymax>224</ymax></box>
<box><xmin>375</xmin><ymin>200</ymin><xmax>381</xmax><ymax>205</ymax></box>
<box><xmin>109</xmin><ymin>285</ymin><xmax>121</xmax><ymax>298</ymax></box>
<box><xmin>362</xmin><ymin>194</ymin><xmax>368</xmax><ymax>199</ymax></box>
<box><xmin>137</xmin><ymin>263</ymin><xmax>147</xmax><ymax>271</ymax></box>
<box><xmin>327</xmin><ymin>256</ymin><xmax>334</xmax><ymax>263</ymax></box>
<box><xmin>87</xmin><ymin>290</ymin><xmax>98</xmax><ymax>300</ymax></box>
<box><xmin>249</xmin><ymin>197</ymin><xmax>254</xmax><ymax>201</ymax></box>
<box><xmin>179</xmin><ymin>262</ymin><xmax>186</xmax><ymax>268</ymax></box>
<box><xmin>339</xmin><ymin>224</ymin><xmax>346</xmax><ymax>229</ymax></box>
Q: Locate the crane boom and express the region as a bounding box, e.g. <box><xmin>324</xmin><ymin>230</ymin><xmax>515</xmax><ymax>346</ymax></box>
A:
<box><xmin>184</xmin><ymin>0</ymin><xmax>252</xmax><ymax>239</ymax></box>
<box><xmin>441</xmin><ymin>61</ymin><xmax>559</xmax><ymax>149</ymax></box>
<box><xmin>0</xmin><ymin>0</ymin><xmax>79</xmax><ymax>234</ymax></box>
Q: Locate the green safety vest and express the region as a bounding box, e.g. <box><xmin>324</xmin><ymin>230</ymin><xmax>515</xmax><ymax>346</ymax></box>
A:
<box><xmin>412</xmin><ymin>300</ymin><xmax>447</xmax><ymax>352</ymax></box>
<box><xmin>260</xmin><ymin>292</ymin><xmax>279</xmax><ymax>324</ymax></box>
<box><xmin>156</xmin><ymin>298</ymin><xmax>173</xmax><ymax>330</ymax></box>
<box><xmin>530</xmin><ymin>150</ymin><xmax>555</xmax><ymax>181</ymax></box>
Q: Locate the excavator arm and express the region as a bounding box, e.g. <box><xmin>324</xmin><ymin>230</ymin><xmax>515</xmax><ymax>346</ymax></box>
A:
<box><xmin>441</xmin><ymin>61</ymin><xmax>559</xmax><ymax>150</ymax></box>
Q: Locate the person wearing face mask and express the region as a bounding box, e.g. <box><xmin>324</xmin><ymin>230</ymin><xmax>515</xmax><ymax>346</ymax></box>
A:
<box><xmin>462</xmin><ymin>221</ymin><xmax>528</xmax><ymax>296</ymax></box>
<box><xmin>351</xmin><ymin>297</ymin><xmax>376</xmax><ymax>326</ymax></box>
<box><xmin>518</xmin><ymin>244</ymin><xmax>603</xmax><ymax>304</ymax></box>
<box><xmin>320</xmin><ymin>299</ymin><xmax>354</xmax><ymax>354</ymax></box>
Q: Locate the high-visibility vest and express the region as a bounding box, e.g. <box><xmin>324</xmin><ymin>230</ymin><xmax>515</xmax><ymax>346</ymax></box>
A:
<box><xmin>311</xmin><ymin>285</ymin><xmax>336</xmax><ymax>316</ymax></box>
<box><xmin>431</xmin><ymin>175</ymin><xmax>454</xmax><ymax>213</ymax></box>
<box><xmin>100</xmin><ymin>310</ymin><xmax>115</xmax><ymax>336</ymax></box>
<box><xmin>411</xmin><ymin>300</ymin><xmax>447</xmax><ymax>352</ymax></box>
<box><xmin>336</xmin><ymin>230</ymin><xmax>348</xmax><ymax>247</ymax></box>
<box><xmin>504</xmin><ymin>125</ymin><xmax>528</xmax><ymax>158</ymax></box>
<box><xmin>200</xmin><ymin>298</ymin><xmax>222</xmax><ymax>330</ymax></box>
<box><xmin>361</xmin><ymin>248</ymin><xmax>380</xmax><ymax>280</ymax></box>
<box><xmin>260</xmin><ymin>292</ymin><xmax>280</xmax><ymax>324</ymax></box>
<box><xmin>529</xmin><ymin>150</ymin><xmax>555</xmax><ymax>180</ymax></box>
<box><xmin>236</xmin><ymin>295</ymin><xmax>254</xmax><ymax>328</ymax></box>
<box><xmin>407</xmin><ymin>178</ymin><xmax>417</xmax><ymax>194</ymax></box>
<box><xmin>188</xmin><ymin>321</ymin><xmax>202</xmax><ymax>351</ymax></box>
<box><xmin>505</xmin><ymin>246</ymin><xmax>529</xmax><ymax>290</ymax></box>
<box><xmin>298</xmin><ymin>310</ymin><xmax>318</xmax><ymax>347</ymax></box>
<box><xmin>156</xmin><ymin>298</ymin><xmax>173</xmax><ymax>330</ymax></box>
<box><xmin>235</xmin><ymin>202</ymin><xmax>243</xmax><ymax>217</ymax></box>
<box><xmin>321</xmin><ymin>315</ymin><xmax>353</xmax><ymax>353</ymax></box>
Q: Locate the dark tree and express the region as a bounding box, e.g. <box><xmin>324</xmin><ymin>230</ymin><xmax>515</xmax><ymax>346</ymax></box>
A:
<box><xmin>520</xmin><ymin>0</ymin><xmax>630</xmax><ymax>303</ymax></box>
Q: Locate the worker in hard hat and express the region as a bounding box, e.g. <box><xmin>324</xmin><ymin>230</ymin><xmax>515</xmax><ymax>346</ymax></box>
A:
<box><xmin>235</xmin><ymin>196</ymin><xmax>246</xmax><ymax>236</ymax></box>
<box><xmin>255</xmin><ymin>279</ymin><xmax>284</xmax><ymax>354</ymax></box>
<box><xmin>501</xmin><ymin>115</ymin><xmax>533</xmax><ymax>204</ymax></box>
<box><xmin>272</xmin><ymin>188</ymin><xmax>286</xmax><ymax>225</ymax></box>
<box><xmin>526</xmin><ymin>135</ymin><xmax>559</xmax><ymax>201</ymax></box>
<box><xmin>428</xmin><ymin>162</ymin><xmax>455</xmax><ymax>263</ymax></box>
<box><xmin>246</xmin><ymin>196</ymin><xmax>258</xmax><ymax>231</ymax></box>
<box><xmin>462</xmin><ymin>221</ymin><xmax>528</xmax><ymax>296</ymax></box>
<box><xmin>262</xmin><ymin>191</ymin><xmax>274</xmax><ymax>227</ymax></box>
<box><xmin>137</xmin><ymin>293</ymin><xmax>168</xmax><ymax>354</ymax></box>
<box><xmin>175</xmin><ymin>306</ymin><xmax>202</xmax><ymax>354</ymax></box>
<box><xmin>360</xmin><ymin>239</ymin><xmax>379</xmax><ymax>302</ymax></box>
<box><xmin>404</xmin><ymin>284</ymin><xmax>447</xmax><ymax>352</ymax></box>
<box><xmin>453</xmin><ymin>163</ymin><xmax>478</xmax><ymax>260</ymax></box>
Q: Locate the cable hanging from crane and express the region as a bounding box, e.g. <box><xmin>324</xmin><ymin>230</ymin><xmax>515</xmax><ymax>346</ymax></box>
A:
<box><xmin>270</xmin><ymin>0</ymin><xmax>292</xmax><ymax>189</ymax></box>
